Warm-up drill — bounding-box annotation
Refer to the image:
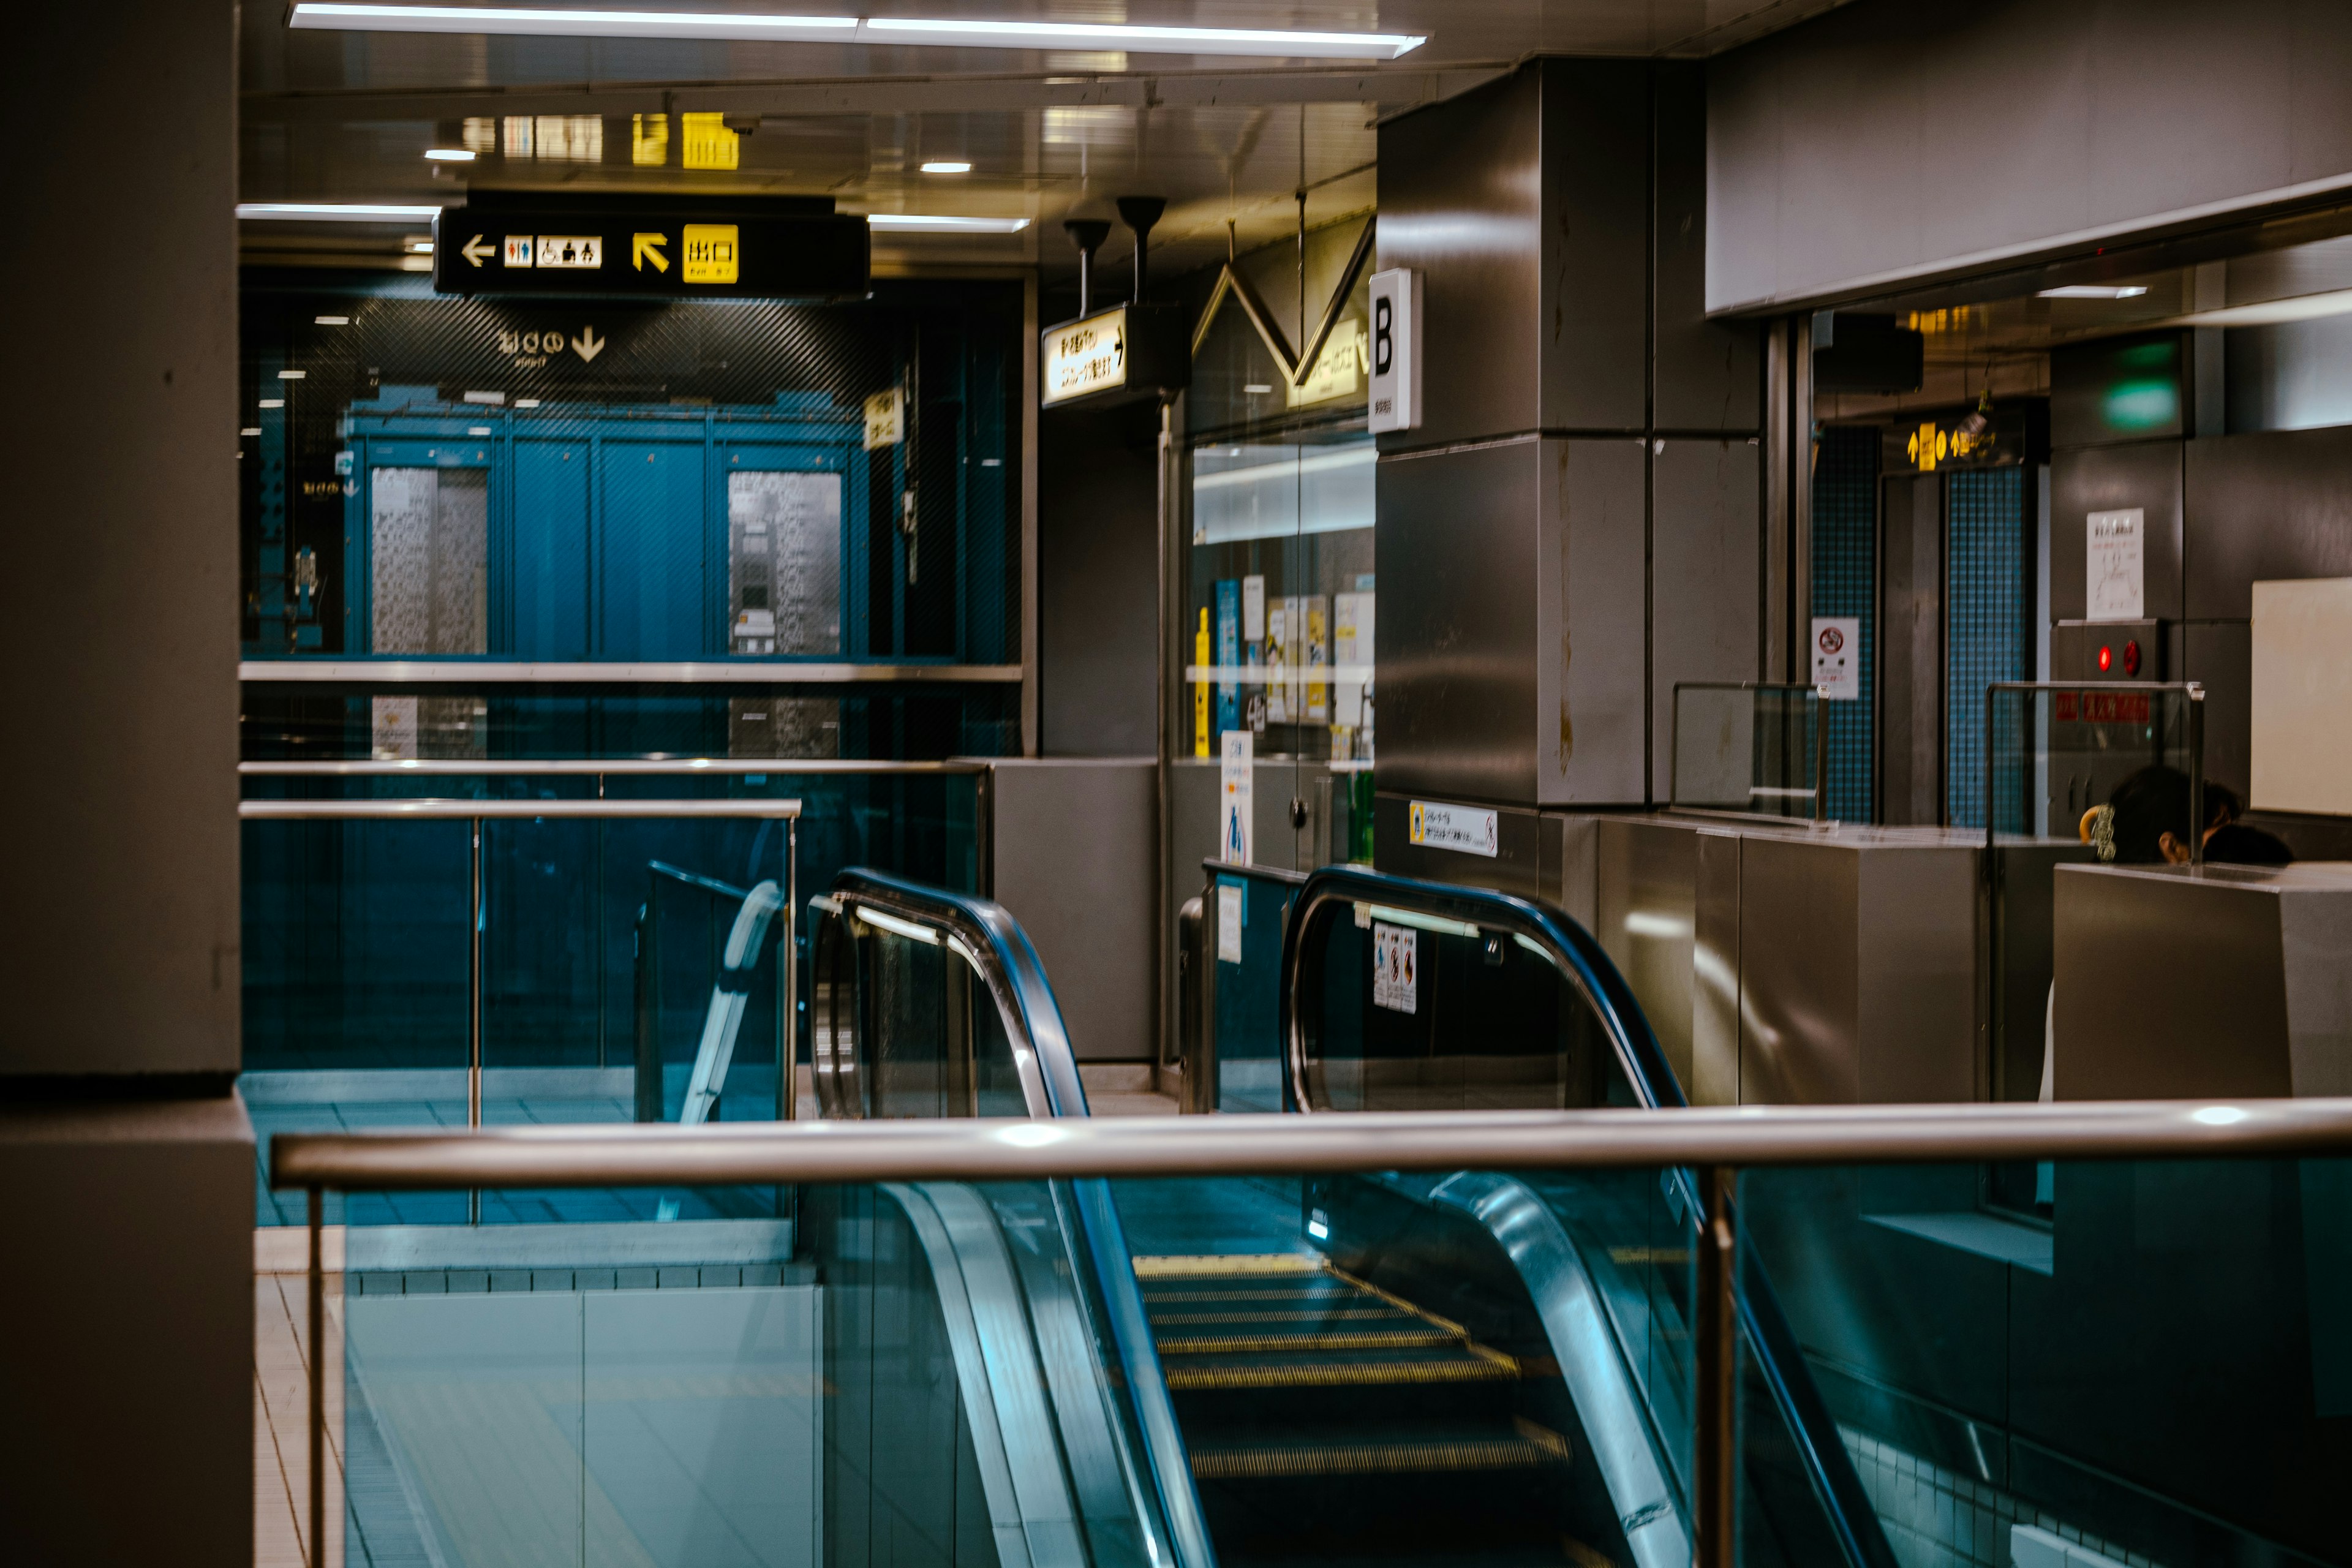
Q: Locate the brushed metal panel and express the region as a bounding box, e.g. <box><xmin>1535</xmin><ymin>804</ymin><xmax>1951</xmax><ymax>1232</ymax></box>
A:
<box><xmin>1854</xmin><ymin>843</ymin><xmax>1981</xmax><ymax>1104</ymax></box>
<box><xmin>1691</xmin><ymin>829</ymin><xmax>1742</xmax><ymax>1107</ymax></box>
<box><xmin>1538</xmin><ymin>438</ymin><xmax>1648</xmax><ymax>805</ymax></box>
<box><xmin>1534</xmin><ymin>58</ymin><xmax>1649</xmax><ymax>434</ymax></box>
<box><xmin>1653</xmin><ymin>61</ymin><xmax>1762</xmax><ymax>435</ymax></box>
<box><xmin>1546</xmin><ymin>813</ymin><xmax>1599</xmax><ymax>933</ymax></box>
<box><xmin>2184</xmin><ymin>619</ymin><xmax>2252</xmax><ymax>797</ymax></box>
<box><xmin>1879</xmin><ymin>473</ymin><xmax>1942</xmax><ymax>826</ymax></box>
<box><xmin>1991</xmin><ymin>843</ymin><xmax>2094</xmax><ymax>1102</ymax></box>
<box><xmin>1596</xmin><ymin>818</ymin><xmax>1698</xmax><ymax>1092</ymax></box>
<box><xmin>2282</xmin><ymin>889</ymin><xmax>2352</xmax><ymax>1096</ymax></box>
<box><xmin>2048</xmin><ymin>442</ymin><xmax>2184</xmax><ymax>623</ymax></box>
<box><xmin>1376</xmin><ymin>67</ymin><xmax>1543</xmax><ymax>449</ymax></box>
<box><xmin>989</xmin><ymin>760</ymin><xmax>1156</xmax><ymax>1062</ymax></box>
<box><xmin>2052</xmin><ymin>865</ymin><xmax>2291</xmax><ymax>1099</ymax></box>
<box><xmin>1376</xmin><ymin>441</ymin><xmax>1540</xmax><ymax>804</ymax></box>
<box><xmin>1737</xmin><ymin>834</ymin><xmax>1861</xmax><ymax>1104</ymax></box>
<box><xmin>2184</xmin><ymin>427</ymin><xmax>2352</xmax><ymax>620</ymax></box>
<box><xmin>1652</xmin><ymin>440</ymin><xmax>1763</xmax><ymax>802</ymax></box>
<box><xmin>1371</xmin><ymin>791</ymin><xmax>1544</xmax><ymax>900</ymax></box>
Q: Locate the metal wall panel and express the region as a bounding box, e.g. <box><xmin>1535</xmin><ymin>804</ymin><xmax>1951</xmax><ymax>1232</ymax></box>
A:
<box><xmin>2184</xmin><ymin>426</ymin><xmax>2352</xmax><ymax>619</ymax></box>
<box><xmin>1374</xmin><ymin>67</ymin><xmax>1544</xmax><ymax>448</ymax></box>
<box><xmin>1540</xmin><ymin>439</ymin><xmax>1648</xmax><ymax>804</ymax></box>
<box><xmin>2048</xmin><ymin>440</ymin><xmax>2184</xmax><ymax>622</ymax></box>
<box><xmin>1691</xmin><ymin>827</ymin><xmax>1743</xmax><ymax>1107</ymax></box>
<box><xmin>511</xmin><ymin>439</ymin><xmax>590</xmax><ymax>658</ymax></box>
<box><xmin>1879</xmin><ymin>473</ymin><xmax>1942</xmax><ymax>826</ymax></box>
<box><xmin>2185</xmin><ymin>619</ymin><xmax>2253</xmax><ymax>797</ymax></box>
<box><xmin>1534</xmin><ymin>59</ymin><xmax>1651</xmax><ymax>434</ymax></box>
<box><xmin>989</xmin><ymin>759</ymin><xmax>1156</xmax><ymax>1062</ymax></box>
<box><xmin>1652</xmin><ymin>62</ymin><xmax>1763</xmax><ymax>435</ymax></box>
<box><xmin>1737</xmin><ymin>835</ymin><xmax>1861</xmax><ymax>1104</ymax></box>
<box><xmin>1652</xmin><ymin>439</ymin><xmax>1764</xmax><ymax>801</ymax></box>
<box><xmin>1595</xmin><ymin>818</ymin><xmax>1699</xmax><ymax>1090</ymax></box>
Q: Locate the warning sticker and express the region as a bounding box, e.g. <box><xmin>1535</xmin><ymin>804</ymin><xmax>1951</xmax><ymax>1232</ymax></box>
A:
<box><xmin>1372</xmin><ymin>922</ymin><xmax>1417</xmax><ymax>1014</ymax></box>
<box><xmin>1408</xmin><ymin>799</ymin><xmax>1499</xmax><ymax>858</ymax></box>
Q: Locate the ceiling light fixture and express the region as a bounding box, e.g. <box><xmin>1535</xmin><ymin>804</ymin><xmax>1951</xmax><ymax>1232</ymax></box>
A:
<box><xmin>424</xmin><ymin>147</ymin><xmax>477</xmax><ymax>162</ymax></box>
<box><xmin>237</xmin><ymin>202</ymin><xmax>443</xmax><ymax>221</ymax></box>
<box><xmin>405</xmin><ymin>238</ymin><xmax>435</xmax><ymax>254</ymax></box>
<box><xmin>2037</xmin><ymin>285</ymin><xmax>2150</xmax><ymax>299</ymax></box>
<box><xmin>314</xmin><ymin>315</ymin><xmax>350</xmax><ymax>326</ymax></box>
<box><xmin>921</xmin><ymin>160</ymin><xmax>973</xmax><ymax>175</ymax></box>
<box><xmin>285</xmin><ymin>4</ymin><xmax>1427</xmax><ymax>58</ymax></box>
<box><xmin>865</xmin><ymin>213</ymin><xmax>1028</xmax><ymax>233</ymax></box>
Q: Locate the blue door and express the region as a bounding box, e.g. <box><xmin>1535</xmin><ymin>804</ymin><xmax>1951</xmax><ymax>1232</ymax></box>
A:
<box><xmin>597</xmin><ymin>440</ymin><xmax>708</xmax><ymax>658</ymax></box>
<box><xmin>511</xmin><ymin>438</ymin><xmax>590</xmax><ymax>660</ymax></box>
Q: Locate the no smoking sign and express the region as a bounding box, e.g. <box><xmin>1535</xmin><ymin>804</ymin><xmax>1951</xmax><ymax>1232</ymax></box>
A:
<box><xmin>1811</xmin><ymin>616</ymin><xmax>1860</xmax><ymax>700</ymax></box>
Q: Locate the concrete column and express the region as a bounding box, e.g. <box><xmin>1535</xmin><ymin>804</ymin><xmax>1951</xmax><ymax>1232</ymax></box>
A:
<box><xmin>0</xmin><ymin>2</ymin><xmax>252</xmax><ymax>1563</ymax></box>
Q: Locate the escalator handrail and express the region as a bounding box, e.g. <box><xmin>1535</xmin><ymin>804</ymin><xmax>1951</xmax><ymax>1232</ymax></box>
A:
<box><xmin>826</xmin><ymin>867</ymin><xmax>1088</xmax><ymax>1120</ymax></box>
<box><xmin>1278</xmin><ymin>864</ymin><xmax>1685</xmax><ymax>1116</ymax></box>
<box><xmin>821</xmin><ymin>867</ymin><xmax>1220</xmax><ymax>1568</ymax></box>
<box><xmin>1278</xmin><ymin>864</ymin><xmax>1898</xmax><ymax>1568</ymax></box>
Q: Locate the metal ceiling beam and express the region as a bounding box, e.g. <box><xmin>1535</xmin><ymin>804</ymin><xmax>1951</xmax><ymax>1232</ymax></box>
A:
<box><xmin>240</xmin><ymin>62</ymin><xmax>1510</xmax><ymax>124</ymax></box>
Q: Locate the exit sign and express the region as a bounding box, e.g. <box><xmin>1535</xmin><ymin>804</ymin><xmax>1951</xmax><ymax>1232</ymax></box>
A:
<box><xmin>432</xmin><ymin>200</ymin><xmax>867</xmax><ymax>300</ymax></box>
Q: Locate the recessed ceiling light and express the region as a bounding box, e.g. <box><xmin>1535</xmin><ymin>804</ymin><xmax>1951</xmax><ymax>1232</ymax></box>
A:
<box><xmin>921</xmin><ymin>160</ymin><xmax>973</xmax><ymax>175</ymax></box>
<box><xmin>285</xmin><ymin>4</ymin><xmax>1425</xmax><ymax>58</ymax></box>
<box><xmin>314</xmin><ymin>315</ymin><xmax>350</xmax><ymax>326</ymax></box>
<box><xmin>237</xmin><ymin>202</ymin><xmax>443</xmax><ymax>221</ymax></box>
<box><xmin>260</xmin><ymin>398</ymin><xmax>286</xmax><ymax>409</ymax></box>
<box><xmin>277</xmin><ymin>371</ymin><xmax>307</xmax><ymax>380</ymax></box>
<box><xmin>241</xmin><ymin>427</ymin><xmax>263</xmax><ymax>437</ymax></box>
<box><xmin>424</xmin><ymin>147</ymin><xmax>477</xmax><ymax>162</ymax></box>
<box><xmin>865</xmin><ymin>213</ymin><xmax>1028</xmax><ymax>233</ymax></box>
<box><xmin>405</xmin><ymin>238</ymin><xmax>435</xmax><ymax>254</ymax></box>
<box><xmin>2037</xmin><ymin>285</ymin><xmax>2149</xmax><ymax>299</ymax></box>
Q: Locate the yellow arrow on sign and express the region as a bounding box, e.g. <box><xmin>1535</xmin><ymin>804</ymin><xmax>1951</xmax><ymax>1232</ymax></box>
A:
<box><xmin>632</xmin><ymin>232</ymin><xmax>669</xmax><ymax>273</ymax></box>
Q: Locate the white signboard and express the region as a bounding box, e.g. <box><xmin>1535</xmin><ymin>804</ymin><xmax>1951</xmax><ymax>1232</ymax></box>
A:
<box><xmin>1216</xmin><ymin>884</ymin><xmax>1244</xmax><ymax>965</ymax></box>
<box><xmin>2087</xmin><ymin>508</ymin><xmax>2146</xmax><ymax>621</ymax></box>
<box><xmin>1408</xmin><ymin>799</ymin><xmax>1499</xmax><ymax>858</ymax></box>
<box><xmin>1219</xmin><ymin>729</ymin><xmax>1253</xmax><ymax>865</ymax></box>
<box><xmin>1372</xmin><ymin>921</ymin><xmax>1418</xmax><ymax>1014</ymax></box>
<box><xmin>1811</xmin><ymin>616</ymin><xmax>1860</xmax><ymax>700</ymax></box>
<box><xmin>1367</xmin><ymin>268</ymin><xmax>1422</xmax><ymax>434</ymax></box>
<box><xmin>2252</xmin><ymin>577</ymin><xmax>2352</xmax><ymax>815</ymax></box>
<box><xmin>1041</xmin><ymin>306</ymin><xmax>1128</xmax><ymax>407</ymax></box>
<box><xmin>1242</xmin><ymin>575</ymin><xmax>1265</xmax><ymax>644</ymax></box>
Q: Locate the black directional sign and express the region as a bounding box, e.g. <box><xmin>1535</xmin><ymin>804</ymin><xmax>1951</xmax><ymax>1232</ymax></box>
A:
<box><xmin>431</xmin><ymin>200</ymin><xmax>869</xmax><ymax>300</ymax></box>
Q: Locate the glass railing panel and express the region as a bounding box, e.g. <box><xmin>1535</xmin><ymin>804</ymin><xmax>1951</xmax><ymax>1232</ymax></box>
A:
<box><xmin>1670</xmin><ymin>682</ymin><xmax>1822</xmax><ymax>820</ymax></box>
<box><xmin>1204</xmin><ymin>864</ymin><xmax>1298</xmax><ymax>1113</ymax></box>
<box><xmin>1985</xmin><ymin>682</ymin><xmax>2203</xmax><ymax>846</ymax></box>
<box><xmin>1743</xmin><ymin>1157</ymin><xmax>2342</xmax><ymax>1568</ymax></box>
<box><xmin>810</xmin><ymin>891</ymin><xmax>1030</xmax><ymax>1121</ymax></box>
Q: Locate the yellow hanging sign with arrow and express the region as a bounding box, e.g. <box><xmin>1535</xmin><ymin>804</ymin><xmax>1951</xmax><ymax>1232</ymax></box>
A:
<box><xmin>631</xmin><ymin>232</ymin><xmax>669</xmax><ymax>273</ymax></box>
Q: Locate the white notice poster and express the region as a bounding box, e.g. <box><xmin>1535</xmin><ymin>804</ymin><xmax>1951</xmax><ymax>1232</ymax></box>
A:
<box><xmin>2087</xmin><ymin>508</ymin><xmax>2146</xmax><ymax>621</ymax></box>
<box><xmin>1242</xmin><ymin>575</ymin><xmax>1266</xmax><ymax>644</ymax></box>
<box><xmin>1372</xmin><ymin>921</ymin><xmax>1418</xmax><ymax>1013</ymax></box>
<box><xmin>1219</xmin><ymin>729</ymin><xmax>1253</xmax><ymax>865</ymax></box>
<box><xmin>1811</xmin><ymin>617</ymin><xmax>1860</xmax><ymax>700</ymax></box>
<box><xmin>1216</xmin><ymin>883</ymin><xmax>1244</xmax><ymax>965</ymax></box>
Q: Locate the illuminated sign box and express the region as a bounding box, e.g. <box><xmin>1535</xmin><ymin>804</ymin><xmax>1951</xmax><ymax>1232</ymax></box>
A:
<box><xmin>432</xmin><ymin>198</ymin><xmax>866</xmax><ymax>300</ymax></box>
<box><xmin>1040</xmin><ymin>303</ymin><xmax>1188</xmax><ymax>410</ymax></box>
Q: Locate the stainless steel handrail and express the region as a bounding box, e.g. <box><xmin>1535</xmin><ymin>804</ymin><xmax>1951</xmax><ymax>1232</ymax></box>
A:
<box><xmin>240</xmin><ymin>659</ymin><xmax>1021</xmax><ymax>684</ymax></box>
<box><xmin>242</xmin><ymin>758</ymin><xmax>986</xmax><ymax>776</ymax></box>
<box><xmin>239</xmin><ymin>799</ymin><xmax>802</xmax><ymax>819</ymax></box>
<box><xmin>273</xmin><ymin>1098</ymin><xmax>2352</xmax><ymax>1189</ymax></box>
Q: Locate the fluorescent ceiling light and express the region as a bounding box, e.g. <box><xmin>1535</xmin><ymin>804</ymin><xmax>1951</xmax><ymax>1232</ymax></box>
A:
<box><xmin>314</xmin><ymin>315</ymin><xmax>350</xmax><ymax>325</ymax></box>
<box><xmin>865</xmin><ymin>213</ymin><xmax>1028</xmax><ymax>233</ymax></box>
<box><xmin>285</xmin><ymin>4</ymin><xmax>1425</xmax><ymax>58</ymax></box>
<box><xmin>277</xmin><ymin>370</ymin><xmax>307</xmax><ymax>380</ymax></box>
<box><xmin>424</xmin><ymin>147</ymin><xmax>477</xmax><ymax>162</ymax></box>
<box><xmin>259</xmin><ymin>398</ymin><xmax>285</xmax><ymax>408</ymax></box>
<box><xmin>241</xmin><ymin>427</ymin><xmax>263</xmax><ymax>437</ymax></box>
<box><xmin>2178</xmin><ymin>287</ymin><xmax>2352</xmax><ymax>329</ymax></box>
<box><xmin>920</xmin><ymin>160</ymin><xmax>972</xmax><ymax>174</ymax></box>
<box><xmin>2038</xmin><ymin>285</ymin><xmax>2149</xmax><ymax>300</ymax></box>
<box><xmin>861</xmin><ymin>15</ymin><xmax>1424</xmax><ymax>57</ymax></box>
<box><xmin>237</xmin><ymin>202</ymin><xmax>443</xmax><ymax>221</ymax></box>
<box><xmin>405</xmin><ymin>238</ymin><xmax>436</xmax><ymax>254</ymax></box>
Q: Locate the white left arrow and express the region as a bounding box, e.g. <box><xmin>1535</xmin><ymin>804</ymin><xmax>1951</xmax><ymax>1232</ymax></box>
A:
<box><xmin>460</xmin><ymin>233</ymin><xmax>494</xmax><ymax>268</ymax></box>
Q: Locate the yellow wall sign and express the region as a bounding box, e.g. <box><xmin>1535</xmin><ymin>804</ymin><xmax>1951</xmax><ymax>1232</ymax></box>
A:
<box><xmin>863</xmin><ymin>387</ymin><xmax>905</xmax><ymax>450</ymax></box>
<box><xmin>682</xmin><ymin>224</ymin><xmax>739</xmax><ymax>285</ymax></box>
<box><xmin>1042</xmin><ymin>307</ymin><xmax>1129</xmax><ymax>406</ymax></box>
<box><xmin>680</xmin><ymin>112</ymin><xmax>739</xmax><ymax>170</ymax></box>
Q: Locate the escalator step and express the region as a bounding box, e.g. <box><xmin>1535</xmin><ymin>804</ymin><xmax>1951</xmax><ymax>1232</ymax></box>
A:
<box><xmin>1164</xmin><ymin>1356</ymin><xmax>1521</xmax><ymax>1390</ymax></box>
<box><xmin>1147</xmin><ymin>1306</ymin><xmax>1407</xmax><ymax>1325</ymax></box>
<box><xmin>1158</xmin><ymin>1329</ymin><xmax>1460</xmax><ymax>1354</ymax></box>
<box><xmin>1189</xmin><ymin>1425</ymin><xmax>1572</xmax><ymax>1480</ymax></box>
<box><xmin>1133</xmin><ymin>1253</ymin><xmax>1324</xmax><ymax>1277</ymax></box>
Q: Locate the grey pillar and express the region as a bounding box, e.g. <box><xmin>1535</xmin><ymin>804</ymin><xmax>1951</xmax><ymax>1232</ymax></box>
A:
<box><xmin>0</xmin><ymin>3</ymin><xmax>252</xmax><ymax>1564</ymax></box>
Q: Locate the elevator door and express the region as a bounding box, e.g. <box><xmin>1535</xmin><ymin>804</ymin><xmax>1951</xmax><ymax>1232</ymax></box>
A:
<box><xmin>1878</xmin><ymin>472</ymin><xmax>1942</xmax><ymax>824</ymax></box>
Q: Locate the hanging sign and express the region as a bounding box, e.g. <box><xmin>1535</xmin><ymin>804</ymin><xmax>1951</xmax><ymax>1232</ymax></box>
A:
<box><xmin>1039</xmin><ymin>301</ymin><xmax>1189</xmax><ymax>410</ymax></box>
<box><xmin>2087</xmin><ymin>508</ymin><xmax>2146</xmax><ymax>621</ymax></box>
<box><xmin>1812</xmin><ymin>617</ymin><xmax>1860</xmax><ymax>699</ymax></box>
<box><xmin>432</xmin><ymin>201</ymin><xmax>867</xmax><ymax>299</ymax></box>
<box><xmin>1043</xmin><ymin>306</ymin><xmax>1129</xmax><ymax>405</ymax></box>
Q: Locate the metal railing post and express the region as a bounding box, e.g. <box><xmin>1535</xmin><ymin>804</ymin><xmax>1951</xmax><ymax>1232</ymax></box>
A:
<box><xmin>1813</xmin><ymin>692</ymin><xmax>1828</xmax><ymax>823</ymax></box>
<box><xmin>469</xmin><ymin>815</ymin><xmax>483</xmax><ymax>1226</ymax></box>
<box><xmin>307</xmin><ymin>1185</ymin><xmax>325</xmax><ymax>1568</ymax></box>
<box><xmin>1695</xmin><ymin>1164</ymin><xmax>1738</xmax><ymax>1568</ymax></box>
<box><xmin>782</xmin><ymin>817</ymin><xmax>799</xmax><ymax>1121</ymax></box>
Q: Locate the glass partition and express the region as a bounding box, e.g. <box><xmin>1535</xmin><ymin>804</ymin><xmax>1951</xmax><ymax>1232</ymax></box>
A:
<box><xmin>1200</xmin><ymin>862</ymin><xmax>1301</xmax><ymax>1114</ymax></box>
<box><xmin>1670</xmin><ymin>682</ymin><xmax>1823</xmax><ymax>820</ymax></box>
<box><xmin>1985</xmin><ymin>681</ymin><xmax>2204</xmax><ymax>846</ymax></box>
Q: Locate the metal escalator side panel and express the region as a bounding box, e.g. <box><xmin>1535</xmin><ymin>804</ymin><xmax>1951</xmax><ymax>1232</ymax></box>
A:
<box><xmin>1069</xmin><ymin>1177</ymin><xmax>1218</xmax><ymax>1568</ymax></box>
<box><xmin>884</xmin><ymin>1182</ymin><xmax>1091</xmax><ymax>1568</ymax></box>
<box><xmin>1428</xmin><ymin>1171</ymin><xmax>1691</xmax><ymax>1568</ymax></box>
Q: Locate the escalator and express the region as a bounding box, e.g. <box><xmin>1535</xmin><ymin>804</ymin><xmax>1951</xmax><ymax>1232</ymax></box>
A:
<box><xmin>803</xmin><ymin>865</ymin><xmax>1890</xmax><ymax>1568</ymax></box>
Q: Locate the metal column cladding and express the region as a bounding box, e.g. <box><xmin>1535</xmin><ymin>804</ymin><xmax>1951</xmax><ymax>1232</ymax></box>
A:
<box><xmin>1373</xmin><ymin>59</ymin><xmax>1764</xmax><ymax>812</ymax></box>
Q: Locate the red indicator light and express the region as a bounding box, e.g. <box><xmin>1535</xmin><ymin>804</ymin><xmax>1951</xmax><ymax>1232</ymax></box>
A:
<box><xmin>2097</xmin><ymin>644</ymin><xmax>2113</xmax><ymax>672</ymax></box>
<box><xmin>2122</xmin><ymin>638</ymin><xmax>2142</xmax><ymax>676</ymax></box>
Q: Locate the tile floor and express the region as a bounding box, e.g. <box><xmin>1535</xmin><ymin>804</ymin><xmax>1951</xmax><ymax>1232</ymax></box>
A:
<box><xmin>255</xmin><ymin>1249</ymin><xmax>344</xmax><ymax>1568</ymax></box>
